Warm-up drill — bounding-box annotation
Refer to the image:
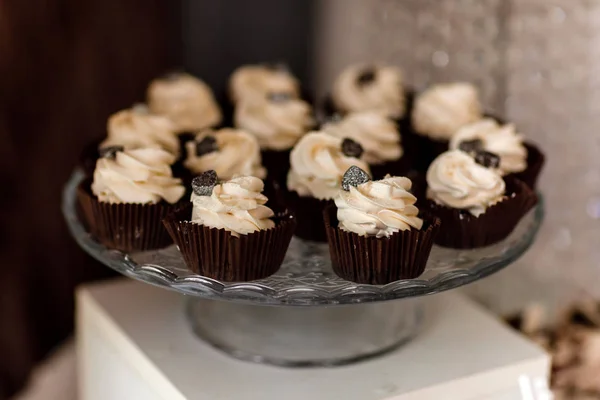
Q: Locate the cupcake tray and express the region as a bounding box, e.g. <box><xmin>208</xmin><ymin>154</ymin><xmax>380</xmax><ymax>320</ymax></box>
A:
<box><xmin>63</xmin><ymin>169</ymin><xmax>544</xmax><ymax>307</ymax></box>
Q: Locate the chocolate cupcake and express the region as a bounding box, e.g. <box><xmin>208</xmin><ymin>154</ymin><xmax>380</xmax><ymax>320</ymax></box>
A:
<box><xmin>77</xmin><ymin>147</ymin><xmax>186</xmax><ymax>252</ymax></box>
<box><xmin>229</xmin><ymin>63</ymin><xmax>301</xmax><ymax>105</ymax></box>
<box><xmin>234</xmin><ymin>91</ymin><xmax>314</xmax><ymax>185</ymax></box>
<box><xmin>425</xmin><ymin>150</ymin><xmax>537</xmax><ymax>248</ymax></box>
<box><xmin>324</xmin><ymin>167</ymin><xmax>440</xmax><ymax>284</ymax></box>
<box><xmin>163</xmin><ymin>172</ymin><xmax>296</xmax><ymax>282</ymax></box>
<box><xmin>448</xmin><ymin>118</ymin><xmax>545</xmax><ymax>188</ymax></box>
<box><xmin>410</xmin><ymin>82</ymin><xmax>483</xmax><ymax>169</ymax></box>
<box><xmin>330</xmin><ymin>63</ymin><xmax>406</xmax><ymax>119</ymax></box>
<box><xmin>321</xmin><ymin>110</ymin><xmax>410</xmax><ymax>179</ymax></box>
<box><xmin>286</xmin><ymin>131</ymin><xmax>370</xmax><ymax>242</ymax></box>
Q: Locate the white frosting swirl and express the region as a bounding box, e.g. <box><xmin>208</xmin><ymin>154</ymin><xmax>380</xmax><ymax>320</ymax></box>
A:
<box><xmin>92</xmin><ymin>148</ymin><xmax>185</xmax><ymax>204</ymax></box>
<box><xmin>147</xmin><ymin>73</ymin><xmax>222</xmax><ymax>132</ymax></box>
<box><xmin>426</xmin><ymin>150</ymin><xmax>505</xmax><ymax>216</ymax></box>
<box><xmin>191</xmin><ymin>176</ymin><xmax>275</xmax><ymax>236</ymax></box>
<box><xmin>335</xmin><ymin>176</ymin><xmax>423</xmax><ymax>238</ymax></box>
<box><xmin>449</xmin><ymin>118</ymin><xmax>528</xmax><ymax>174</ymax></box>
<box><xmin>287</xmin><ymin>132</ymin><xmax>370</xmax><ymax>200</ymax></box>
<box><xmin>184</xmin><ymin>128</ymin><xmax>266</xmax><ymax>180</ymax></box>
<box><xmin>229</xmin><ymin>64</ymin><xmax>300</xmax><ymax>104</ymax></box>
<box><xmin>323</xmin><ymin>111</ymin><xmax>402</xmax><ymax>165</ymax></box>
<box><xmin>412</xmin><ymin>82</ymin><xmax>482</xmax><ymax>140</ymax></box>
<box><xmin>99</xmin><ymin>107</ymin><xmax>180</xmax><ymax>156</ymax></box>
<box><xmin>332</xmin><ymin>64</ymin><xmax>405</xmax><ymax>118</ymax></box>
<box><xmin>234</xmin><ymin>96</ymin><xmax>314</xmax><ymax>150</ymax></box>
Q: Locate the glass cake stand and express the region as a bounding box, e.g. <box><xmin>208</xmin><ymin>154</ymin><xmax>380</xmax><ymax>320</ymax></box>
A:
<box><xmin>63</xmin><ymin>170</ymin><xmax>544</xmax><ymax>367</ymax></box>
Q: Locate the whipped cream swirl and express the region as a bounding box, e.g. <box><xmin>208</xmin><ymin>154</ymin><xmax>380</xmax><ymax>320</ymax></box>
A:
<box><xmin>235</xmin><ymin>96</ymin><xmax>314</xmax><ymax>150</ymax></box>
<box><xmin>426</xmin><ymin>150</ymin><xmax>505</xmax><ymax>216</ymax></box>
<box><xmin>287</xmin><ymin>132</ymin><xmax>370</xmax><ymax>200</ymax></box>
<box><xmin>99</xmin><ymin>107</ymin><xmax>180</xmax><ymax>156</ymax></box>
<box><xmin>412</xmin><ymin>82</ymin><xmax>482</xmax><ymax>140</ymax></box>
<box><xmin>336</xmin><ymin>176</ymin><xmax>423</xmax><ymax>238</ymax></box>
<box><xmin>191</xmin><ymin>176</ymin><xmax>275</xmax><ymax>236</ymax></box>
<box><xmin>332</xmin><ymin>64</ymin><xmax>405</xmax><ymax>118</ymax></box>
<box><xmin>147</xmin><ymin>73</ymin><xmax>222</xmax><ymax>132</ymax></box>
<box><xmin>449</xmin><ymin>118</ymin><xmax>528</xmax><ymax>174</ymax></box>
<box><xmin>323</xmin><ymin>111</ymin><xmax>402</xmax><ymax>165</ymax></box>
<box><xmin>184</xmin><ymin>128</ymin><xmax>266</xmax><ymax>180</ymax></box>
<box><xmin>229</xmin><ymin>64</ymin><xmax>300</xmax><ymax>104</ymax></box>
<box><xmin>92</xmin><ymin>148</ymin><xmax>185</xmax><ymax>204</ymax></box>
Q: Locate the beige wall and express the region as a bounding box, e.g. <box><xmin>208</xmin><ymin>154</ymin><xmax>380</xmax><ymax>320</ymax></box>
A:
<box><xmin>314</xmin><ymin>0</ymin><xmax>600</xmax><ymax>313</ymax></box>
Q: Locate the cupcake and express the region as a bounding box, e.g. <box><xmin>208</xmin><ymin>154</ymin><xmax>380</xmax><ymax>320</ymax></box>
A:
<box><xmin>235</xmin><ymin>92</ymin><xmax>314</xmax><ymax>185</ymax></box>
<box><xmin>147</xmin><ymin>72</ymin><xmax>222</xmax><ymax>154</ymax></box>
<box><xmin>286</xmin><ymin>131</ymin><xmax>370</xmax><ymax>242</ymax></box>
<box><xmin>410</xmin><ymin>82</ymin><xmax>483</xmax><ymax>169</ymax></box>
<box><xmin>77</xmin><ymin>147</ymin><xmax>186</xmax><ymax>252</ymax></box>
<box><xmin>330</xmin><ymin>64</ymin><xmax>406</xmax><ymax>119</ymax></box>
<box><xmin>449</xmin><ymin>118</ymin><xmax>545</xmax><ymax>188</ymax></box>
<box><xmin>163</xmin><ymin>171</ymin><xmax>296</xmax><ymax>281</ymax></box>
<box><xmin>324</xmin><ymin>166</ymin><xmax>440</xmax><ymax>284</ymax></box>
<box><xmin>424</xmin><ymin>149</ymin><xmax>537</xmax><ymax>248</ymax></box>
<box><xmin>229</xmin><ymin>63</ymin><xmax>301</xmax><ymax>105</ymax></box>
<box><xmin>321</xmin><ymin>110</ymin><xmax>409</xmax><ymax>179</ymax></box>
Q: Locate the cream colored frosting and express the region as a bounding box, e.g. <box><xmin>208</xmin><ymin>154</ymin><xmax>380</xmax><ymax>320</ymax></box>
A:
<box><xmin>426</xmin><ymin>150</ymin><xmax>505</xmax><ymax>217</ymax></box>
<box><xmin>287</xmin><ymin>132</ymin><xmax>370</xmax><ymax>200</ymax></box>
<box><xmin>234</xmin><ymin>96</ymin><xmax>314</xmax><ymax>150</ymax></box>
<box><xmin>335</xmin><ymin>176</ymin><xmax>423</xmax><ymax>238</ymax></box>
<box><xmin>449</xmin><ymin>118</ymin><xmax>528</xmax><ymax>174</ymax></box>
<box><xmin>331</xmin><ymin>64</ymin><xmax>405</xmax><ymax>118</ymax></box>
<box><xmin>99</xmin><ymin>107</ymin><xmax>180</xmax><ymax>156</ymax></box>
<box><xmin>412</xmin><ymin>82</ymin><xmax>482</xmax><ymax>140</ymax></box>
<box><xmin>191</xmin><ymin>176</ymin><xmax>275</xmax><ymax>236</ymax></box>
<box><xmin>147</xmin><ymin>73</ymin><xmax>222</xmax><ymax>132</ymax></box>
<box><xmin>92</xmin><ymin>148</ymin><xmax>185</xmax><ymax>204</ymax></box>
<box><xmin>184</xmin><ymin>128</ymin><xmax>266</xmax><ymax>180</ymax></box>
<box><xmin>229</xmin><ymin>64</ymin><xmax>300</xmax><ymax>104</ymax></box>
<box><xmin>322</xmin><ymin>111</ymin><xmax>402</xmax><ymax>165</ymax></box>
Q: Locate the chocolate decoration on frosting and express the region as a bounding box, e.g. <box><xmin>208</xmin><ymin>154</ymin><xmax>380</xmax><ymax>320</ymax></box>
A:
<box><xmin>341</xmin><ymin>138</ymin><xmax>364</xmax><ymax>158</ymax></box>
<box><xmin>195</xmin><ymin>135</ymin><xmax>218</xmax><ymax>157</ymax></box>
<box><xmin>458</xmin><ymin>138</ymin><xmax>484</xmax><ymax>154</ymax></box>
<box><xmin>267</xmin><ymin>92</ymin><xmax>294</xmax><ymax>103</ymax></box>
<box><xmin>342</xmin><ymin>166</ymin><xmax>371</xmax><ymax>191</ymax></box>
<box><xmin>356</xmin><ymin>68</ymin><xmax>376</xmax><ymax>86</ymax></box>
<box><xmin>474</xmin><ymin>150</ymin><xmax>500</xmax><ymax>169</ymax></box>
<box><xmin>191</xmin><ymin>170</ymin><xmax>218</xmax><ymax>196</ymax></box>
<box><xmin>98</xmin><ymin>145</ymin><xmax>124</xmax><ymax>159</ymax></box>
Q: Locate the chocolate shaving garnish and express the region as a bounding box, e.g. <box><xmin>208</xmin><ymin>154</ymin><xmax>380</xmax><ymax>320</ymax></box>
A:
<box><xmin>458</xmin><ymin>139</ymin><xmax>484</xmax><ymax>154</ymax></box>
<box><xmin>99</xmin><ymin>146</ymin><xmax>124</xmax><ymax>159</ymax></box>
<box><xmin>195</xmin><ymin>135</ymin><xmax>218</xmax><ymax>157</ymax></box>
<box><xmin>474</xmin><ymin>150</ymin><xmax>500</xmax><ymax>169</ymax></box>
<box><xmin>191</xmin><ymin>170</ymin><xmax>218</xmax><ymax>196</ymax></box>
<box><xmin>267</xmin><ymin>92</ymin><xmax>294</xmax><ymax>103</ymax></box>
<box><xmin>341</xmin><ymin>166</ymin><xmax>371</xmax><ymax>191</ymax></box>
<box><xmin>341</xmin><ymin>138</ymin><xmax>364</xmax><ymax>158</ymax></box>
<box><xmin>357</xmin><ymin>68</ymin><xmax>376</xmax><ymax>86</ymax></box>
<box><xmin>570</xmin><ymin>310</ymin><xmax>598</xmax><ymax>328</ymax></box>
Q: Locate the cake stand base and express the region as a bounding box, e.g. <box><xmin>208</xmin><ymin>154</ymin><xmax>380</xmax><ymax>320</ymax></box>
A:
<box><xmin>186</xmin><ymin>298</ymin><xmax>423</xmax><ymax>367</ymax></box>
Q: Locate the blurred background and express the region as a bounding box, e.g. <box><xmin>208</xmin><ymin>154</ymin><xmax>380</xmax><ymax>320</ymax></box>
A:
<box><xmin>0</xmin><ymin>0</ymin><xmax>598</xmax><ymax>398</ymax></box>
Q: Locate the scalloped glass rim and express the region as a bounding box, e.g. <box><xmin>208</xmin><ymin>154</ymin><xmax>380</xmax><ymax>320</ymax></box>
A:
<box><xmin>63</xmin><ymin>169</ymin><xmax>544</xmax><ymax>307</ymax></box>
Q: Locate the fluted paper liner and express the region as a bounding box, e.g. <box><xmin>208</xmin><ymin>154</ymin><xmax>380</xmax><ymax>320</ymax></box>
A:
<box><xmin>285</xmin><ymin>190</ymin><xmax>332</xmax><ymax>242</ymax></box>
<box><xmin>426</xmin><ymin>177</ymin><xmax>538</xmax><ymax>249</ymax></box>
<box><xmin>163</xmin><ymin>204</ymin><xmax>296</xmax><ymax>282</ymax></box>
<box><xmin>76</xmin><ymin>180</ymin><xmax>179</xmax><ymax>252</ymax></box>
<box><xmin>323</xmin><ymin>205</ymin><xmax>441</xmax><ymax>284</ymax></box>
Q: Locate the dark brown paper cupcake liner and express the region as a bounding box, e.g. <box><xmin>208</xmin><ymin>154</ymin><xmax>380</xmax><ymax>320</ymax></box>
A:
<box><xmin>79</xmin><ymin>138</ymin><xmax>103</xmax><ymax>177</ymax></box>
<box><xmin>323</xmin><ymin>205</ymin><xmax>440</xmax><ymax>284</ymax></box>
<box><xmin>76</xmin><ymin>180</ymin><xmax>180</xmax><ymax>252</ymax></box>
<box><xmin>261</xmin><ymin>148</ymin><xmax>292</xmax><ymax>187</ymax></box>
<box><xmin>425</xmin><ymin>177</ymin><xmax>538</xmax><ymax>249</ymax></box>
<box><xmin>284</xmin><ymin>190</ymin><xmax>332</xmax><ymax>242</ymax></box>
<box><xmin>162</xmin><ymin>204</ymin><xmax>296</xmax><ymax>281</ymax></box>
<box><xmin>509</xmin><ymin>142</ymin><xmax>545</xmax><ymax>189</ymax></box>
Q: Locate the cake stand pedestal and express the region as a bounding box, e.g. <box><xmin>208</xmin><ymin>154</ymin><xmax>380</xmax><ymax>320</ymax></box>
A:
<box><xmin>64</xmin><ymin>169</ymin><xmax>543</xmax><ymax>367</ymax></box>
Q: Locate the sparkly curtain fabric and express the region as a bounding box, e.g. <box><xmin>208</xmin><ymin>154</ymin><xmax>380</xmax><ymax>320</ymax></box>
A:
<box><xmin>315</xmin><ymin>0</ymin><xmax>600</xmax><ymax>312</ymax></box>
